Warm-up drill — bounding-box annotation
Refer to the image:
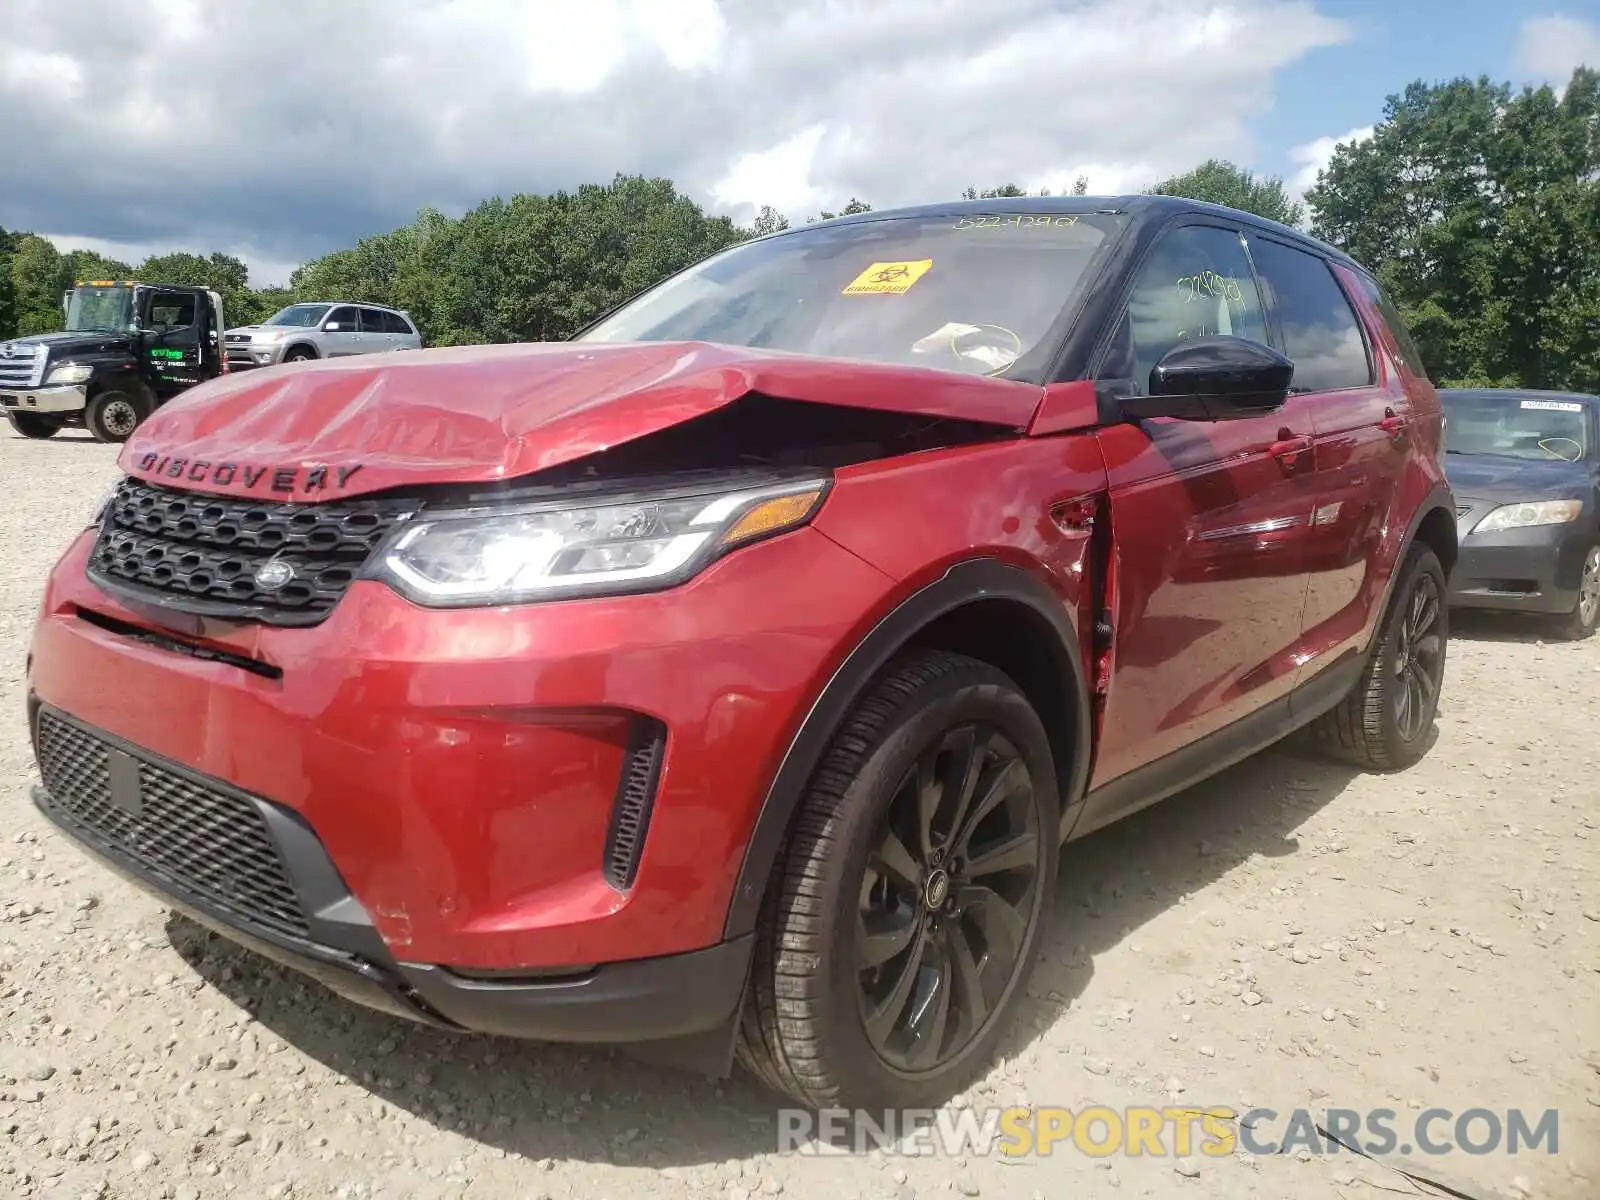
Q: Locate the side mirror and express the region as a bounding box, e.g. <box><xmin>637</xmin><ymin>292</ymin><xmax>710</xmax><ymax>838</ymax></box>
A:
<box><xmin>1118</xmin><ymin>335</ymin><xmax>1294</xmax><ymax>422</ymax></box>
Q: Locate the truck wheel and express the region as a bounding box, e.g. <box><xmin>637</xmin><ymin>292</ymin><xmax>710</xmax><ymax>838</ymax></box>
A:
<box><xmin>7</xmin><ymin>412</ymin><xmax>60</xmax><ymax>439</ymax></box>
<box><xmin>736</xmin><ymin>650</ymin><xmax>1059</xmax><ymax>1110</ymax></box>
<box><xmin>85</xmin><ymin>390</ymin><xmax>146</xmax><ymax>443</ymax></box>
<box><xmin>1313</xmin><ymin>542</ymin><xmax>1448</xmax><ymax>771</ymax></box>
<box><xmin>1550</xmin><ymin>545</ymin><xmax>1600</xmax><ymax>641</ymax></box>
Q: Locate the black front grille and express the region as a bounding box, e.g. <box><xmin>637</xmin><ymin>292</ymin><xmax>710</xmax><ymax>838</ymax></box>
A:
<box><xmin>89</xmin><ymin>477</ymin><xmax>416</xmax><ymax>626</ymax></box>
<box><xmin>35</xmin><ymin>710</ymin><xmax>310</xmax><ymax>939</ymax></box>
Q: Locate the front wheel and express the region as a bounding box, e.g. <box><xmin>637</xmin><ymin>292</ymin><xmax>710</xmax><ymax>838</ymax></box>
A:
<box><xmin>85</xmin><ymin>390</ymin><xmax>146</xmax><ymax>443</ymax></box>
<box><xmin>736</xmin><ymin>650</ymin><xmax>1059</xmax><ymax>1110</ymax></box>
<box><xmin>7</xmin><ymin>412</ymin><xmax>60</xmax><ymax>439</ymax></box>
<box><xmin>1313</xmin><ymin>542</ymin><xmax>1448</xmax><ymax>770</ymax></box>
<box><xmin>1550</xmin><ymin>545</ymin><xmax>1600</xmax><ymax>641</ymax></box>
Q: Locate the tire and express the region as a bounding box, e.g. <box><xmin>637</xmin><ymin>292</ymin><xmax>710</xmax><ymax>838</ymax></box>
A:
<box><xmin>1313</xmin><ymin>542</ymin><xmax>1448</xmax><ymax>770</ymax></box>
<box><xmin>7</xmin><ymin>412</ymin><xmax>59</xmax><ymax>439</ymax></box>
<box><xmin>84</xmin><ymin>390</ymin><xmax>146</xmax><ymax>443</ymax></box>
<box><xmin>736</xmin><ymin>650</ymin><xmax>1060</xmax><ymax>1110</ymax></box>
<box><xmin>1549</xmin><ymin>545</ymin><xmax>1600</xmax><ymax>641</ymax></box>
<box><xmin>283</xmin><ymin>347</ymin><xmax>316</xmax><ymax>363</ymax></box>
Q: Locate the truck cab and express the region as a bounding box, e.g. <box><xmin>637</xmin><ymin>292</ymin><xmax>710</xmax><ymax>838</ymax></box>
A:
<box><xmin>0</xmin><ymin>281</ymin><xmax>225</xmax><ymax>443</ymax></box>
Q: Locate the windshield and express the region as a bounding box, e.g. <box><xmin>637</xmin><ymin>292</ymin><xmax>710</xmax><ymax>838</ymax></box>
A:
<box><xmin>65</xmin><ymin>285</ymin><xmax>135</xmax><ymax>334</ymax></box>
<box><xmin>577</xmin><ymin>211</ymin><xmax>1127</xmax><ymax>377</ymax></box>
<box><xmin>1442</xmin><ymin>393</ymin><xmax>1592</xmax><ymax>462</ymax></box>
<box><xmin>265</xmin><ymin>304</ymin><xmax>332</xmax><ymax>328</ymax></box>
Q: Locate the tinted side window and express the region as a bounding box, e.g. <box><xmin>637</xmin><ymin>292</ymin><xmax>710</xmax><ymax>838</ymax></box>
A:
<box><xmin>1100</xmin><ymin>225</ymin><xmax>1268</xmax><ymax>393</ymax></box>
<box><xmin>148</xmin><ymin>293</ymin><xmax>196</xmax><ymax>328</ymax></box>
<box><xmin>387</xmin><ymin>311</ymin><xmax>416</xmax><ymax>335</ymax></box>
<box><xmin>325</xmin><ymin>306</ymin><xmax>358</xmax><ymax>329</ymax></box>
<box><xmin>1354</xmin><ymin>273</ymin><xmax>1428</xmax><ymax>378</ymax></box>
<box><xmin>1249</xmin><ymin>240</ymin><xmax>1372</xmax><ymax>392</ymax></box>
<box><xmin>358</xmin><ymin>307</ymin><xmax>389</xmax><ymax>333</ymax></box>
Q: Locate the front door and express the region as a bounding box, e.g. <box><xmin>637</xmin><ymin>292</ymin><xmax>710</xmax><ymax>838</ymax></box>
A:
<box><xmin>1088</xmin><ymin>222</ymin><xmax>1320</xmax><ymax>788</ymax></box>
<box><xmin>321</xmin><ymin>306</ymin><xmax>363</xmax><ymax>356</ymax></box>
<box><xmin>140</xmin><ymin>289</ymin><xmax>203</xmax><ymax>393</ymax></box>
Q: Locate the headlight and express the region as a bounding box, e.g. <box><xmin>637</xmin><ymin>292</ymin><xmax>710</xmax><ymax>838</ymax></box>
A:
<box><xmin>45</xmin><ymin>363</ymin><xmax>92</xmax><ymax>385</ymax></box>
<box><xmin>1472</xmin><ymin>499</ymin><xmax>1583</xmax><ymax>533</ymax></box>
<box><xmin>370</xmin><ymin>476</ymin><xmax>830</xmax><ymax>606</ymax></box>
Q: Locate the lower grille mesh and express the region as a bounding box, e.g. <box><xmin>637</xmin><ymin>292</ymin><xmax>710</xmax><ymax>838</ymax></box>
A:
<box><xmin>35</xmin><ymin>711</ymin><xmax>311</xmax><ymax>939</ymax></box>
<box><xmin>603</xmin><ymin>719</ymin><xmax>667</xmax><ymax>891</ymax></box>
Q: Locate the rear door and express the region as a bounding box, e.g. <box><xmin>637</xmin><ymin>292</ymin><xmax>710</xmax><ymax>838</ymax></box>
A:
<box><xmin>1247</xmin><ymin>237</ymin><xmax>1411</xmax><ymax>672</ymax></box>
<box><xmin>321</xmin><ymin>305</ymin><xmax>363</xmax><ymax>356</ymax></box>
<box><xmin>1088</xmin><ymin>221</ymin><xmax>1321</xmax><ymax>788</ymax></box>
<box><xmin>360</xmin><ymin>307</ymin><xmax>398</xmax><ymax>352</ymax></box>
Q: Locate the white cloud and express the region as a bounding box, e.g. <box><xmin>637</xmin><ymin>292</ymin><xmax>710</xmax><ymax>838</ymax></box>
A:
<box><xmin>1287</xmin><ymin>124</ymin><xmax>1374</xmax><ymax>204</ymax></box>
<box><xmin>1513</xmin><ymin>15</ymin><xmax>1600</xmax><ymax>85</ymax></box>
<box><xmin>711</xmin><ymin>125</ymin><xmax>829</xmax><ymax>217</ymax></box>
<box><xmin>1</xmin><ymin>0</ymin><xmax>1351</xmax><ymax>273</ymax></box>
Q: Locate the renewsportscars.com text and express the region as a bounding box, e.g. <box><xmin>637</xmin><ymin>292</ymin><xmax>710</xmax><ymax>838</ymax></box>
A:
<box><xmin>777</xmin><ymin>1106</ymin><xmax>1560</xmax><ymax>1158</ymax></box>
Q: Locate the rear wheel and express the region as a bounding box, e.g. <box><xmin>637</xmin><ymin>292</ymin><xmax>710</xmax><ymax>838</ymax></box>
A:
<box><xmin>1313</xmin><ymin>542</ymin><xmax>1447</xmax><ymax>770</ymax></box>
<box><xmin>85</xmin><ymin>390</ymin><xmax>146</xmax><ymax>443</ymax></box>
<box><xmin>736</xmin><ymin>650</ymin><xmax>1059</xmax><ymax>1110</ymax></box>
<box><xmin>1550</xmin><ymin>545</ymin><xmax>1600</xmax><ymax>641</ymax></box>
<box><xmin>7</xmin><ymin>412</ymin><xmax>60</xmax><ymax>439</ymax></box>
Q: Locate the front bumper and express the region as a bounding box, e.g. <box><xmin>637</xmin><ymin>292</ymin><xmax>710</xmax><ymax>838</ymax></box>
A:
<box><xmin>29</xmin><ymin>763</ymin><xmax>753</xmax><ymax>1046</ymax></box>
<box><xmin>223</xmin><ymin>342</ymin><xmax>285</xmax><ymax>370</ymax></box>
<box><xmin>2</xmin><ymin>383</ymin><xmax>88</xmax><ymax>415</ymax></box>
<box><xmin>27</xmin><ymin>524</ymin><xmax>893</xmax><ymax>975</ymax></box>
<box><xmin>1448</xmin><ymin>510</ymin><xmax>1591</xmax><ymax>614</ymax></box>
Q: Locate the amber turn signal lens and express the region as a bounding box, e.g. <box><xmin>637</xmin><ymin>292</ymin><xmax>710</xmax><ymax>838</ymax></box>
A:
<box><xmin>718</xmin><ymin>489</ymin><xmax>825</xmax><ymax>548</ymax></box>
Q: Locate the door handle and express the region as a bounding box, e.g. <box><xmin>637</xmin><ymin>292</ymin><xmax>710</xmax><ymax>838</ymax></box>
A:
<box><xmin>1379</xmin><ymin>407</ymin><xmax>1408</xmax><ymax>439</ymax></box>
<box><xmin>1270</xmin><ymin>432</ymin><xmax>1313</xmax><ymax>461</ymax></box>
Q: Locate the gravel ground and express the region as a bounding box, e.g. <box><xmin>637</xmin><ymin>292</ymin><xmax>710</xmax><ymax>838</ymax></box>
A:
<box><xmin>2</xmin><ymin>427</ymin><xmax>1597</xmax><ymax>1200</ymax></box>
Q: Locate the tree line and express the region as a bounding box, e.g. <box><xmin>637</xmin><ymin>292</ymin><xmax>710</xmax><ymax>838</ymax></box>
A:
<box><xmin>2</xmin><ymin>67</ymin><xmax>1594</xmax><ymax>392</ymax></box>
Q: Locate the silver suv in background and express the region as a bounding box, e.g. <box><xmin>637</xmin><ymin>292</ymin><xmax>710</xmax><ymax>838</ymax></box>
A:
<box><xmin>225</xmin><ymin>302</ymin><xmax>422</xmax><ymax>370</ymax></box>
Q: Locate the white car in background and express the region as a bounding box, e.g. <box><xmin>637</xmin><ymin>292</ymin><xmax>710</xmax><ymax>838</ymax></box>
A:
<box><xmin>224</xmin><ymin>302</ymin><xmax>422</xmax><ymax>370</ymax></box>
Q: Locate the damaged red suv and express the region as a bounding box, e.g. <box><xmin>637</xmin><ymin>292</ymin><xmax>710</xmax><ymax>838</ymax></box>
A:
<box><xmin>27</xmin><ymin>197</ymin><xmax>1455</xmax><ymax>1109</ymax></box>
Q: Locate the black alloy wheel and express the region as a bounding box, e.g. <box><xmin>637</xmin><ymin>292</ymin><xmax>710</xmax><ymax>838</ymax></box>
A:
<box><xmin>856</xmin><ymin>724</ymin><xmax>1042</xmax><ymax>1072</ymax></box>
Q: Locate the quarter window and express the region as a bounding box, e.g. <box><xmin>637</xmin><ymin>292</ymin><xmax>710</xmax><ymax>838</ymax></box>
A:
<box><xmin>1354</xmin><ymin>273</ymin><xmax>1429</xmax><ymax>378</ymax></box>
<box><xmin>1249</xmin><ymin>239</ymin><xmax>1372</xmax><ymax>392</ymax></box>
<box><xmin>1100</xmin><ymin>225</ymin><xmax>1268</xmax><ymax>393</ymax></box>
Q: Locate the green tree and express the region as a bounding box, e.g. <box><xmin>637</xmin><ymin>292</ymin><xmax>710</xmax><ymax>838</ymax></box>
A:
<box><xmin>63</xmin><ymin>249</ymin><xmax>134</xmax><ymax>283</ymax></box>
<box><xmin>750</xmin><ymin>205</ymin><xmax>790</xmax><ymax>236</ymax></box>
<box><xmin>808</xmin><ymin>197</ymin><xmax>873</xmax><ymax>223</ymax></box>
<box><xmin>0</xmin><ymin>227</ymin><xmax>16</xmax><ymax>339</ymax></box>
<box><xmin>1150</xmin><ymin>159</ymin><xmax>1304</xmax><ymax>226</ymax></box>
<box><xmin>10</xmin><ymin>235</ymin><xmax>69</xmax><ymax>335</ymax></box>
<box><xmin>1308</xmin><ymin>69</ymin><xmax>1600</xmax><ymax>392</ymax></box>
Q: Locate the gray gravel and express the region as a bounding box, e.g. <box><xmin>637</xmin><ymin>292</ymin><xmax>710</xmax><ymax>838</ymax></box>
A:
<box><xmin>1</xmin><ymin>427</ymin><xmax>1597</xmax><ymax>1198</ymax></box>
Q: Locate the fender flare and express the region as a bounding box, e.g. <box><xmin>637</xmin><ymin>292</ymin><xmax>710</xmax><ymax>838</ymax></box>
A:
<box><xmin>1366</xmin><ymin>482</ymin><xmax>1456</xmax><ymax>656</ymax></box>
<box><xmin>721</xmin><ymin>557</ymin><xmax>1093</xmax><ymax>941</ymax></box>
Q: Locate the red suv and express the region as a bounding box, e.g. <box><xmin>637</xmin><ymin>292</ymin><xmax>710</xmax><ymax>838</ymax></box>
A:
<box><xmin>26</xmin><ymin>198</ymin><xmax>1455</xmax><ymax>1110</ymax></box>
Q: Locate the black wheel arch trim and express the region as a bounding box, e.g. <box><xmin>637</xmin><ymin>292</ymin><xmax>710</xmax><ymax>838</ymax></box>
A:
<box><xmin>722</xmin><ymin>557</ymin><xmax>1093</xmax><ymax>941</ymax></box>
<box><xmin>1369</xmin><ymin>482</ymin><xmax>1456</xmax><ymax>656</ymax></box>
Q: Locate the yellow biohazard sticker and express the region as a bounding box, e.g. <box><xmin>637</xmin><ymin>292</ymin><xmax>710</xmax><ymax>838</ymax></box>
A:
<box><xmin>842</xmin><ymin>260</ymin><xmax>934</xmax><ymax>295</ymax></box>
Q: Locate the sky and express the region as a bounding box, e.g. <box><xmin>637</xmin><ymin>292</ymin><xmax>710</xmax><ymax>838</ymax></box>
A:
<box><xmin>1</xmin><ymin>0</ymin><xmax>1595</xmax><ymax>288</ymax></box>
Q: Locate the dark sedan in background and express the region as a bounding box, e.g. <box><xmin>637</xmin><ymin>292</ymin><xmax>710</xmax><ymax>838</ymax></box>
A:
<box><xmin>1442</xmin><ymin>388</ymin><xmax>1600</xmax><ymax>639</ymax></box>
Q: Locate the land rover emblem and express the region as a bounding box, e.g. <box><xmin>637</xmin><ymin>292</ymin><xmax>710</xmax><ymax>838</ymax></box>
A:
<box><xmin>253</xmin><ymin>560</ymin><xmax>295</xmax><ymax>591</ymax></box>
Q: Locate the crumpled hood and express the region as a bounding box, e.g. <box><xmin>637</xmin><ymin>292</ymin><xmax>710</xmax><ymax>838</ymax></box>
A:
<box><xmin>120</xmin><ymin>340</ymin><xmax>1043</xmax><ymax>500</ymax></box>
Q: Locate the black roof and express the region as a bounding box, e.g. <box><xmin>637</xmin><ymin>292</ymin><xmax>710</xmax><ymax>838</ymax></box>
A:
<box><xmin>1439</xmin><ymin>387</ymin><xmax>1600</xmax><ymax>407</ymax></box>
<box><xmin>811</xmin><ymin>194</ymin><xmax>1362</xmax><ymax>272</ymax></box>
